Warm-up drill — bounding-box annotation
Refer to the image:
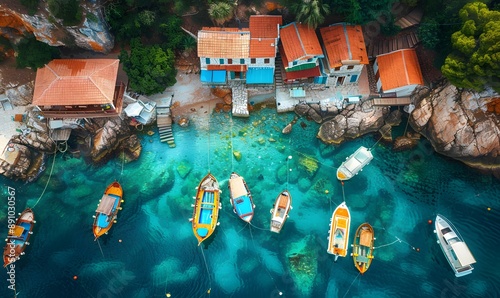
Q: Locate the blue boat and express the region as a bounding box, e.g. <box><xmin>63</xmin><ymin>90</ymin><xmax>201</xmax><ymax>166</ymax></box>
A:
<box><xmin>228</xmin><ymin>172</ymin><xmax>255</xmax><ymax>223</ymax></box>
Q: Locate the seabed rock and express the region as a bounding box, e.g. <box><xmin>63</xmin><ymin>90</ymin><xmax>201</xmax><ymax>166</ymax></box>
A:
<box><xmin>286</xmin><ymin>234</ymin><xmax>318</xmax><ymax>296</ymax></box>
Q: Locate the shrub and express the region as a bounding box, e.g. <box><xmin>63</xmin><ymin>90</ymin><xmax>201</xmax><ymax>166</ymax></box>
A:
<box><xmin>16</xmin><ymin>36</ymin><xmax>60</xmax><ymax>69</ymax></box>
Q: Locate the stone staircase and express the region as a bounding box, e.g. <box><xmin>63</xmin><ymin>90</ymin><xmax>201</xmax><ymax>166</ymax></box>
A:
<box><xmin>275</xmin><ymin>52</ymin><xmax>284</xmax><ymax>90</ymax></box>
<box><xmin>230</xmin><ymin>80</ymin><xmax>249</xmax><ymax>117</ymax></box>
<box><xmin>157</xmin><ymin>104</ymin><xmax>175</xmax><ymax>147</ymax></box>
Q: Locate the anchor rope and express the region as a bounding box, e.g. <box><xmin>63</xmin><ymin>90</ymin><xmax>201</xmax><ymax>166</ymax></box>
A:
<box><xmin>96</xmin><ymin>238</ymin><xmax>105</xmax><ymax>258</ymax></box>
<box><xmin>372</xmin><ymin>226</ymin><xmax>418</xmax><ymax>251</ymax></box>
<box><xmin>199</xmin><ymin>246</ymin><xmax>212</xmax><ymax>296</ymax></box>
<box><xmin>342</xmin><ymin>272</ymin><xmax>361</xmax><ymax>298</ymax></box>
<box><xmin>369</xmin><ymin>124</ymin><xmax>392</xmax><ymax>151</ymax></box>
<box><xmin>31</xmin><ymin>150</ymin><xmax>57</xmax><ymax>209</ymax></box>
<box><xmin>207</xmin><ymin>102</ymin><xmax>211</xmax><ymax>173</ymax></box>
<box><xmin>249</xmin><ymin>225</ymin><xmax>281</xmax><ymax>295</ymax></box>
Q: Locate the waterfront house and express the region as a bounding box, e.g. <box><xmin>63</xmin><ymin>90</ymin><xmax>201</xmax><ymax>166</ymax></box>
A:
<box><xmin>279</xmin><ymin>22</ymin><xmax>324</xmax><ymax>83</ymax></box>
<box><xmin>319</xmin><ymin>23</ymin><xmax>369</xmax><ymax>86</ymax></box>
<box><xmin>32</xmin><ymin>59</ymin><xmax>124</xmax><ymax>118</ymax></box>
<box><xmin>198</xmin><ymin>15</ymin><xmax>282</xmax><ymax>86</ymax></box>
<box><xmin>374</xmin><ymin>48</ymin><xmax>424</xmax><ymax>97</ymax></box>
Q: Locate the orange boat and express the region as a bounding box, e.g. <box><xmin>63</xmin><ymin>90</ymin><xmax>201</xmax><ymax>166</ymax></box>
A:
<box><xmin>3</xmin><ymin>208</ymin><xmax>35</xmax><ymax>267</ymax></box>
<box><xmin>191</xmin><ymin>173</ymin><xmax>221</xmax><ymax>245</ymax></box>
<box><xmin>93</xmin><ymin>181</ymin><xmax>123</xmax><ymax>240</ymax></box>
<box><xmin>327</xmin><ymin>202</ymin><xmax>351</xmax><ymax>261</ymax></box>
<box><xmin>351</xmin><ymin>223</ymin><xmax>375</xmax><ymax>274</ymax></box>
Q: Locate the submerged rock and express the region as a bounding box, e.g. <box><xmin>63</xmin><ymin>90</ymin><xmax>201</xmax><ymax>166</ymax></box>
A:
<box><xmin>286</xmin><ymin>234</ymin><xmax>319</xmax><ymax>296</ymax></box>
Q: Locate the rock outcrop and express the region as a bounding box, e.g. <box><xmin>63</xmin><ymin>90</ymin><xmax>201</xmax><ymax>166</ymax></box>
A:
<box><xmin>317</xmin><ymin>100</ymin><xmax>390</xmax><ymax>144</ymax></box>
<box><xmin>410</xmin><ymin>81</ymin><xmax>500</xmax><ymax>177</ymax></box>
<box><xmin>0</xmin><ymin>3</ymin><xmax>114</xmax><ymax>53</ymax></box>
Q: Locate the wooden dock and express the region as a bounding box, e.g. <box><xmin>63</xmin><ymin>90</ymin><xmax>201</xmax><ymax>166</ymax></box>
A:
<box><xmin>157</xmin><ymin>97</ymin><xmax>175</xmax><ymax>147</ymax></box>
<box><xmin>372</xmin><ymin>97</ymin><xmax>411</xmax><ymax>106</ymax></box>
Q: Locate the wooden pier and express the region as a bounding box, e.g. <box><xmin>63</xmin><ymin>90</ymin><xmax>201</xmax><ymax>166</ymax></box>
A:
<box><xmin>372</xmin><ymin>97</ymin><xmax>411</xmax><ymax>106</ymax></box>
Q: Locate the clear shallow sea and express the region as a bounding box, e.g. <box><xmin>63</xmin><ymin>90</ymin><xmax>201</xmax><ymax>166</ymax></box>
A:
<box><xmin>1</xmin><ymin>107</ymin><xmax>499</xmax><ymax>298</ymax></box>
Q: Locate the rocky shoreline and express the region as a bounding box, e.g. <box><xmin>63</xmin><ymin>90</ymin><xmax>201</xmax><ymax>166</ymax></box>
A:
<box><xmin>1</xmin><ymin>78</ymin><xmax>499</xmax><ymax>181</ymax></box>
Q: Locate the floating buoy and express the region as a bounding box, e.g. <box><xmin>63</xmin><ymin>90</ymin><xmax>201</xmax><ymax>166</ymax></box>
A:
<box><xmin>73</xmin><ymin>275</ymin><xmax>78</xmax><ymax>280</ymax></box>
<box><xmin>166</xmin><ymin>293</ymin><xmax>171</xmax><ymax>297</ymax></box>
<box><xmin>207</xmin><ymin>289</ymin><xmax>211</xmax><ymax>294</ymax></box>
<box><xmin>487</xmin><ymin>207</ymin><xmax>491</xmax><ymax>211</ymax></box>
<box><xmin>279</xmin><ymin>292</ymin><xmax>283</xmax><ymax>296</ymax></box>
<box><xmin>416</xmin><ymin>248</ymin><xmax>420</xmax><ymax>252</ymax></box>
<box><xmin>427</xmin><ymin>219</ymin><xmax>432</xmax><ymax>224</ymax></box>
<box><xmin>325</xmin><ymin>190</ymin><xmax>329</xmax><ymax>194</ymax></box>
<box><xmin>147</xmin><ymin>130</ymin><xmax>154</xmax><ymax>136</ymax></box>
<box><xmin>119</xmin><ymin>239</ymin><xmax>122</xmax><ymax>243</ymax></box>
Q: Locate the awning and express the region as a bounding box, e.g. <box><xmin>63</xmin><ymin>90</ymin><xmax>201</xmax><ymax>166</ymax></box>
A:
<box><xmin>247</xmin><ymin>67</ymin><xmax>274</xmax><ymax>84</ymax></box>
<box><xmin>124</xmin><ymin>102</ymin><xmax>143</xmax><ymax>117</ymax></box>
<box><xmin>201</xmin><ymin>70</ymin><xmax>226</xmax><ymax>83</ymax></box>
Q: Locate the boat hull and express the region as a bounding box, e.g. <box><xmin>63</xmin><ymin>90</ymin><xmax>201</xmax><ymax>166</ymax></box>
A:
<box><xmin>228</xmin><ymin>172</ymin><xmax>255</xmax><ymax>223</ymax></box>
<box><xmin>93</xmin><ymin>181</ymin><xmax>123</xmax><ymax>240</ymax></box>
<box><xmin>3</xmin><ymin>208</ymin><xmax>35</xmax><ymax>267</ymax></box>
<box><xmin>327</xmin><ymin>202</ymin><xmax>350</xmax><ymax>258</ymax></box>
<box><xmin>192</xmin><ymin>173</ymin><xmax>221</xmax><ymax>245</ymax></box>
<box><xmin>352</xmin><ymin>223</ymin><xmax>375</xmax><ymax>274</ymax></box>
<box><xmin>337</xmin><ymin>146</ymin><xmax>373</xmax><ymax>181</ymax></box>
<box><xmin>434</xmin><ymin>214</ymin><xmax>476</xmax><ymax>277</ymax></box>
<box><xmin>270</xmin><ymin>190</ymin><xmax>292</xmax><ymax>233</ymax></box>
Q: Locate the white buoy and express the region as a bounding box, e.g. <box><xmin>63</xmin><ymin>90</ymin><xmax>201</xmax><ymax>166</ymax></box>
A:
<box><xmin>288</xmin><ymin>156</ymin><xmax>292</xmax><ymax>160</ymax></box>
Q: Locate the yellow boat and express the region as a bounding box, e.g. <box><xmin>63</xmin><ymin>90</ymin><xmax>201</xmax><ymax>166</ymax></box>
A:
<box><xmin>191</xmin><ymin>173</ymin><xmax>221</xmax><ymax>245</ymax></box>
<box><xmin>351</xmin><ymin>223</ymin><xmax>375</xmax><ymax>274</ymax></box>
<box><xmin>327</xmin><ymin>202</ymin><xmax>350</xmax><ymax>261</ymax></box>
<box><xmin>93</xmin><ymin>181</ymin><xmax>123</xmax><ymax>240</ymax></box>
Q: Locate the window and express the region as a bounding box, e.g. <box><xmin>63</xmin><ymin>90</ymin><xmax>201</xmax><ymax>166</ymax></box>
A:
<box><xmin>334</xmin><ymin>67</ymin><xmax>341</xmax><ymax>71</ymax></box>
<box><xmin>240</xmin><ymin>58</ymin><xmax>245</xmax><ymax>64</ymax></box>
<box><xmin>251</xmin><ymin>58</ymin><xmax>256</xmax><ymax>64</ymax></box>
<box><xmin>347</xmin><ymin>65</ymin><xmax>354</xmax><ymax>70</ymax></box>
<box><xmin>264</xmin><ymin>58</ymin><xmax>270</xmax><ymax>64</ymax></box>
<box><xmin>228</xmin><ymin>59</ymin><xmax>232</xmax><ymax>64</ymax></box>
<box><xmin>293</xmin><ymin>61</ymin><xmax>297</xmax><ymax>66</ymax></box>
<box><xmin>220</xmin><ymin>59</ymin><xmax>224</xmax><ymax>64</ymax></box>
<box><xmin>205</xmin><ymin>58</ymin><xmax>210</xmax><ymax>64</ymax></box>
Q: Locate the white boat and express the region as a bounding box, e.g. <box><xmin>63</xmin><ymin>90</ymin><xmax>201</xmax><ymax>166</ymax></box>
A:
<box><xmin>327</xmin><ymin>202</ymin><xmax>351</xmax><ymax>262</ymax></box>
<box><xmin>336</xmin><ymin>146</ymin><xmax>373</xmax><ymax>181</ymax></box>
<box><xmin>434</xmin><ymin>214</ymin><xmax>476</xmax><ymax>277</ymax></box>
<box><xmin>270</xmin><ymin>190</ymin><xmax>292</xmax><ymax>233</ymax></box>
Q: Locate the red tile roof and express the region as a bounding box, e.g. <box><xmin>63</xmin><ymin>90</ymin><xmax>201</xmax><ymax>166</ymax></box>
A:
<box><xmin>280</xmin><ymin>23</ymin><xmax>323</xmax><ymax>62</ymax></box>
<box><xmin>33</xmin><ymin>59</ymin><xmax>119</xmax><ymax>106</ymax></box>
<box><xmin>284</xmin><ymin>66</ymin><xmax>321</xmax><ymax>81</ymax></box>
<box><xmin>249</xmin><ymin>15</ymin><xmax>282</xmax><ymax>38</ymax></box>
<box><xmin>198</xmin><ymin>28</ymin><xmax>250</xmax><ymax>58</ymax></box>
<box><xmin>320</xmin><ymin>23</ymin><xmax>368</xmax><ymax>69</ymax></box>
<box><xmin>250</xmin><ymin>38</ymin><xmax>277</xmax><ymax>58</ymax></box>
<box><xmin>376</xmin><ymin>49</ymin><xmax>424</xmax><ymax>91</ymax></box>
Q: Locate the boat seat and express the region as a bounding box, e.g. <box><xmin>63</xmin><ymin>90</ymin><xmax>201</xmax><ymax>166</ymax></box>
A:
<box><xmin>356</xmin><ymin>255</ymin><xmax>369</xmax><ymax>263</ymax></box>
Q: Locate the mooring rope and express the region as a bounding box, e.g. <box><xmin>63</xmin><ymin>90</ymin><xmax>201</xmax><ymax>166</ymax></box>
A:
<box><xmin>207</xmin><ymin>103</ymin><xmax>211</xmax><ymax>173</ymax></box>
<box><xmin>342</xmin><ymin>272</ymin><xmax>361</xmax><ymax>298</ymax></box>
<box><xmin>96</xmin><ymin>238</ymin><xmax>105</xmax><ymax>258</ymax></box>
<box><xmin>199</xmin><ymin>246</ymin><xmax>212</xmax><ymax>296</ymax></box>
<box><xmin>31</xmin><ymin>151</ymin><xmax>57</xmax><ymax>209</ymax></box>
<box><xmin>249</xmin><ymin>226</ymin><xmax>282</xmax><ymax>296</ymax></box>
<box><xmin>230</xmin><ymin>113</ymin><xmax>234</xmax><ymax>172</ymax></box>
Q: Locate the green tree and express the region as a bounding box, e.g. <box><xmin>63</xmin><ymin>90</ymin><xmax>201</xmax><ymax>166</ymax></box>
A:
<box><xmin>325</xmin><ymin>0</ymin><xmax>395</xmax><ymax>25</ymax></box>
<box><xmin>441</xmin><ymin>2</ymin><xmax>500</xmax><ymax>91</ymax></box>
<box><xmin>208</xmin><ymin>2</ymin><xmax>233</xmax><ymax>26</ymax></box>
<box><xmin>291</xmin><ymin>0</ymin><xmax>330</xmax><ymax>29</ymax></box>
<box><xmin>16</xmin><ymin>36</ymin><xmax>60</xmax><ymax>69</ymax></box>
<box><xmin>418</xmin><ymin>20</ymin><xmax>440</xmax><ymax>49</ymax></box>
<box><xmin>48</xmin><ymin>0</ymin><xmax>82</xmax><ymax>26</ymax></box>
<box><xmin>119</xmin><ymin>39</ymin><xmax>177</xmax><ymax>95</ymax></box>
<box><xmin>21</xmin><ymin>0</ymin><xmax>40</xmax><ymax>15</ymax></box>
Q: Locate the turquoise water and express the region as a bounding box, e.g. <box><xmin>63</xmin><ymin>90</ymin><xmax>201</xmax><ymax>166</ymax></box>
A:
<box><xmin>1</xmin><ymin>107</ymin><xmax>499</xmax><ymax>297</ymax></box>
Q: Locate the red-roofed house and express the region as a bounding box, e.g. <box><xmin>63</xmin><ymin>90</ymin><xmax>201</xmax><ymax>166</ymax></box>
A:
<box><xmin>319</xmin><ymin>23</ymin><xmax>369</xmax><ymax>86</ymax></box>
<box><xmin>279</xmin><ymin>22</ymin><xmax>324</xmax><ymax>82</ymax></box>
<box><xmin>32</xmin><ymin>59</ymin><xmax>125</xmax><ymax>118</ymax></box>
<box><xmin>374</xmin><ymin>49</ymin><xmax>424</xmax><ymax>96</ymax></box>
<box><xmin>198</xmin><ymin>15</ymin><xmax>282</xmax><ymax>85</ymax></box>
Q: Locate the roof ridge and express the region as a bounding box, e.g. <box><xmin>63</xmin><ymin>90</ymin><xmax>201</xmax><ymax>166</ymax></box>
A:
<box><xmin>343</xmin><ymin>23</ymin><xmax>352</xmax><ymax>60</ymax></box>
<box><xmin>401</xmin><ymin>50</ymin><xmax>410</xmax><ymax>85</ymax></box>
<box><xmin>294</xmin><ymin>23</ymin><xmax>307</xmax><ymax>59</ymax></box>
<box><xmin>88</xmin><ymin>60</ymin><xmax>117</xmax><ymax>103</ymax></box>
<box><xmin>39</xmin><ymin>63</ymin><xmax>60</xmax><ymax>101</ymax></box>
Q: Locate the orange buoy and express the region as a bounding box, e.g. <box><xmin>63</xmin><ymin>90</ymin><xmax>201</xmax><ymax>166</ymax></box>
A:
<box><xmin>427</xmin><ymin>219</ymin><xmax>432</xmax><ymax>224</ymax></box>
<box><xmin>73</xmin><ymin>275</ymin><xmax>78</xmax><ymax>280</ymax></box>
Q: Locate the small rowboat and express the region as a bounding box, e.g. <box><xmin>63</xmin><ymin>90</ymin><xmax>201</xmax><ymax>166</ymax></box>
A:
<box><xmin>351</xmin><ymin>223</ymin><xmax>375</xmax><ymax>274</ymax></box>
<box><xmin>3</xmin><ymin>208</ymin><xmax>35</xmax><ymax>267</ymax></box>
<box><xmin>228</xmin><ymin>172</ymin><xmax>255</xmax><ymax>223</ymax></box>
<box><xmin>434</xmin><ymin>214</ymin><xmax>476</xmax><ymax>277</ymax></box>
<box><xmin>327</xmin><ymin>202</ymin><xmax>351</xmax><ymax>261</ymax></box>
<box><xmin>93</xmin><ymin>181</ymin><xmax>124</xmax><ymax>240</ymax></box>
<box><xmin>191</xmin><ymin>173</ymin><xmax>222</xmax><ymax>245</ymax></box>
<box><xmin>270</xmin><ymin>190</ymin><xmax>292</xmax><ymax>233</ymax></box>
<box><xmin>337</xmin><ymin>146</ymin><xmax>373</xmax><ymax>181</ymax></box>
